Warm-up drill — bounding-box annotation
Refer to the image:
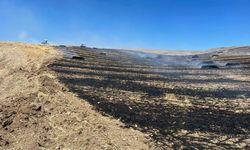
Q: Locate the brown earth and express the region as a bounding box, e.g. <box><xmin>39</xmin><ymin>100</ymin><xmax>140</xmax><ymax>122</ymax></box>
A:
<box><xmin>0</xmin><ymin>42</ymin><xmax>153</xmax><ymax>150</ymax></box>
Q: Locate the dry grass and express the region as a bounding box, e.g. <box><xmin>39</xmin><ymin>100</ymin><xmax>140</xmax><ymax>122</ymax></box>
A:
<box><xmin>0</xmin><ymin>42</ymin><xmax>152</xmax><ymax>149</ymax></box>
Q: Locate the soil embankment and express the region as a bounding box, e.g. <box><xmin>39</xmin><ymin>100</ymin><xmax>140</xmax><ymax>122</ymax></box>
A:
<box><xmin>0</xmin><ymin>42</ymin><xmax>152</xmax><ymax>149</ymax></box>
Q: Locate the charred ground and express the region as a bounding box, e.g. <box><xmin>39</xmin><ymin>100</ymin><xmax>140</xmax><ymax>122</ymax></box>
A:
<box><xmin>50</xmin><ymin>46</ymin><xmax>250</xmax><ymax>149</ymax></box>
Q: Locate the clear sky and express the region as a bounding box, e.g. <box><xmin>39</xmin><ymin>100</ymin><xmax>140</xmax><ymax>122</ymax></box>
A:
<box><xmin>0</xmin><ymin>0</ymin><xmax>250</xmax><ymax>50</ymax></box>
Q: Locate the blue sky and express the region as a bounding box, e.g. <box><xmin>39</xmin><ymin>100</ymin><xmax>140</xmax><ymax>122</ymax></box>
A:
<box><xmin>0</xmin><ymin>0</ymin><xmax>250</xmax><ymax>50</ymax></box>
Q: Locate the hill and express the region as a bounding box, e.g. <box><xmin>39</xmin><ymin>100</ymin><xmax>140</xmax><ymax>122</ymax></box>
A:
<box><xmin>0</xmin><ymin>42</ymin><xmax>152</xmax><ymax>149</ymax></box>
<box><xmin>1</xmin><ymin>42</ymin><xmax>249</xmax><ymax>149</ymax></box>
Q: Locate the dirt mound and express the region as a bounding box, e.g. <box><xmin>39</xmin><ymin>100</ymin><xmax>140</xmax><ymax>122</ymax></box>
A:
<box><xmin>0</xmin><ymin>42</ymin><xmax>152</xmax><ymax>149</ymax></box>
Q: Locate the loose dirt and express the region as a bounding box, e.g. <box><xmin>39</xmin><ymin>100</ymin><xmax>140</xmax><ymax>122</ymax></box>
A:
<box><xmin>0</xmin><ymin>42</ymin><xmax>152</xmax><ymax>150</ymax></box>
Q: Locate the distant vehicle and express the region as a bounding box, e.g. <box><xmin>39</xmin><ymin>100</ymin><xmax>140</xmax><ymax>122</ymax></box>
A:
<box><xmin>41</xmin><ymin>39</ymin><xmax>48</xmax><ymax>45</ymax></box>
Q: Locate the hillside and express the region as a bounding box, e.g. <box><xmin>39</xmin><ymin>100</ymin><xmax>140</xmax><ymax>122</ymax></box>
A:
<box><xmin>0</xmin><ymin>42</ymin><xmax>249</xmax><ymax>149</ymax></box>
<box><xmin>51</xmin><ymin>45</ymin><xmax>250</xmax><ymax>149</ymax></box>
<box><xmin>0</xmin><ymin>42</ymin><xmax>152</xmax><ymax>149</ymax></box>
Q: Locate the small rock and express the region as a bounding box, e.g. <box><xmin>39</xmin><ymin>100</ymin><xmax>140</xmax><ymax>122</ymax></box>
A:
<box><xmin>2</xmin><ymin>119</ymin><xmax>13</xmax><ymax>128</ymax></box>
<box><xmin>5</xmin><ymin>141</ymin><xmax>9</xmax><ymax>146</ymax></box>
<box><xmin>35</xmin><ymin>106</ymin><xmax>42</xmax><ymax>111</ymax></box>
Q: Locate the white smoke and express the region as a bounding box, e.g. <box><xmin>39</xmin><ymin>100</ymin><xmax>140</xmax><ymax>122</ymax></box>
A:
<box><xmin>122</xmin><ymin>50</ymin><xmax>232</xmax><ymax>68</ymax></box>
<box><xmin>58</xmin><ymin>47</ymin><xmax>78</xmax><ymax>58</ymax></box>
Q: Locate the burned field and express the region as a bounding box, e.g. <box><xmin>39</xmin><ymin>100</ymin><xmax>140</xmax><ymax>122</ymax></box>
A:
<box><xmin>50</xmin><ymin>47</ymin><xmax>250</xmax><ymax>149</ymax></box>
